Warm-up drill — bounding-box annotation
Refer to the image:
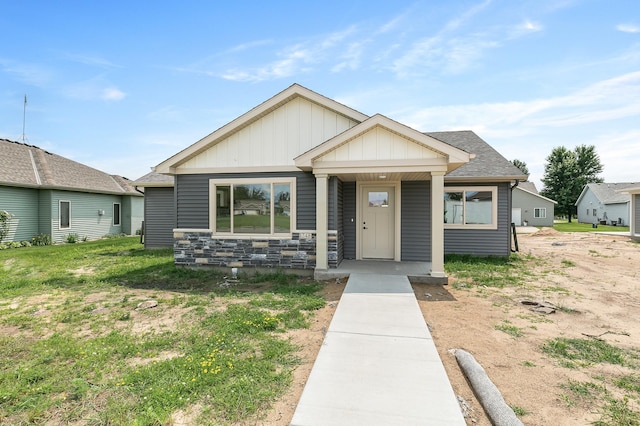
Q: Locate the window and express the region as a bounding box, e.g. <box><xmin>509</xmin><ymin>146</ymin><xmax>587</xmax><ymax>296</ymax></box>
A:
<box><xmin>586</xmin><ymin>208</ymin><xmax>590</xmax><ymax>216</ymax></box>
<box><xmin>534</xmin><ymin>208</ymin><xmax>546</xmax><ymax>219</ymax></box>
<box><xmin>593</xmin><ymin>209</ymin><xmax>597</xmax><ymax>217</ymax></box>
<box><xmin>59</xmin><ymin>201</ymin><xmax>70</xmax><ymax>229</ymax></box>
<box><xmin>210</xmin><ymin>178</ymin><xmax>295</xmax><ymax>236</ymax></box>
<box><xmin>444</xmin><ymin>187</ymin><xmax>497</xmax><ymax>229</ymax></box>
<box><xmin>113</xmin><ymin>203</ymin><xmax>121</xmax><ymax>226</ymax></box>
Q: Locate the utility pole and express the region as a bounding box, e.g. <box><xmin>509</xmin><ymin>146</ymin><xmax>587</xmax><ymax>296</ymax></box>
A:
<box><xmin>22</xmin><ymin>95</ymin><xmax>27</xmax><ymax>143</ymax></box>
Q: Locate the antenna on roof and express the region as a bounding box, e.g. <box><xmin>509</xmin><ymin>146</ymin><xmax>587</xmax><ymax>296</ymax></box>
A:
<box><xmin>21</xmin><ymin>95</ymin><xmax>28</xmax><ymax>143</ymax></box>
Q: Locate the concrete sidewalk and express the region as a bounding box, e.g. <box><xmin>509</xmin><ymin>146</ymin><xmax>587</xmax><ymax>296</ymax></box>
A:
<box><xmin>291</xmin><ymin>273</ymin><xmax>465</xmax><ymax>426</ymax></box>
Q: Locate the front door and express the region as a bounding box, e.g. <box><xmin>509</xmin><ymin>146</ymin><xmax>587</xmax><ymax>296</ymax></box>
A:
<box><xmin>361</xmin><ymin>186</ymin><xmax>395</xmax><ymax>259</ymax></box>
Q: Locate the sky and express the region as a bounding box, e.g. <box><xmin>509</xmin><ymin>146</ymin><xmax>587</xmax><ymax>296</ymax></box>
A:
<box><xmin>1</xmin><ymin>0</ymin><xmax>639</xmax><ymax>190</ymax></box>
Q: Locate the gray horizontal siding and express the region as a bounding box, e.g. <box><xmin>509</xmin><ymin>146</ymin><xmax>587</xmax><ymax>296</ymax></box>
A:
<box><xmin>0</xmin><ymin>186</ymin><xmax>39</xmax><ymax>242</ymax></box>
<box><xmin>401</xmin><ymin>181</ymin><xmax>431</xmax><ymax>262</ymax></box>
<box><xmin>176</xmin><ymin>172</ymin><xmax>316</xmax><ymax>230</ymax></box>
<box><xmin>342</xmin><ymin>182</ymin><xmax>356</xmax><ymax>259</ymax></box>
<box><xmin>144</xmin><ymin>187</ymin><xmax>175</xmax><ymax>248</ymax></box>
<box><xmin>635</xmin><ymin>194</ymin><xmax>640</xmax><ymax>232</ymax></box>
<box><xmin>444</xmin><ymin>182</ymin><xmax>512</xmax><ymax>256</ymax></box>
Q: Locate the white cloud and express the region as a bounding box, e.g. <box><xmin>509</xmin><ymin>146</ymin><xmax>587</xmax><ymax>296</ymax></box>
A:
<box><xmin>0</xmin><ymin>59</ymin><xmax>51</xmax><ymax>86</ymax></box>
<box><xmin>617</xmin><ymin>23</ymin><xmax>640</xmax><ymax>33</ymax></box>
<box><xmin>102</xmin><ymin>87</ymin><xmax>126</xmax><ymax>101</ymax></box>
<box><xmin>64</xmin><ymin>77</ymin><xmax>126</xmax><ymax>101</ymax></box>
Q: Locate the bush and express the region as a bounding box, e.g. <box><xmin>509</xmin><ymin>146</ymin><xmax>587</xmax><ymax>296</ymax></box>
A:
<box><xmin>66</xmin><ymin>233</ymin><xmax>80</xmax><ymax>244</ymax></box>
<box><xmin>31</xmin><ymin>234</ymin><xmax>52</xmax><ymax>246</ymax></box>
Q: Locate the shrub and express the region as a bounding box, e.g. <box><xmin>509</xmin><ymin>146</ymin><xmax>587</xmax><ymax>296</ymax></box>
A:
<box><xmin>66</xmin><ymin>233</ymin><xmax>80</xmax><ymax>244</ymax></box>
<box><xmin>31</xmin><ymin>234</ymin><xmax>52</xmax><ymax>246</ymax></box>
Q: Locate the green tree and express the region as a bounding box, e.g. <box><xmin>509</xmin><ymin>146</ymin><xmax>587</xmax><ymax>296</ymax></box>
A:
<box><xmin>541</xmin><ymin>145</ymin><xmax>604</xmax><ymax>222</ymax></box>
<box><xmin>511</xmin><ymin>159</ymin><xmax>529</xmax><ymax>177</ymax></box>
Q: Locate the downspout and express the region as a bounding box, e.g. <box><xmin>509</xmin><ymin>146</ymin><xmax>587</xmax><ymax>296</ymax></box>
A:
<box><xmin>510</xmin><ymin>180</ymin><xmax>520</xmax><ymax>252</ymax></box>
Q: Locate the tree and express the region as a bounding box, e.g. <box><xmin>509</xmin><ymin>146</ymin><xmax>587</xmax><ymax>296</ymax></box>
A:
<box><xmin>511</xmin><ymin>159</ymin><xmax>529</xmax><ymax>177</ymax></box>
<box><xmin>540</xmin><ymin>145</ymin><xmax>604</xmax><ymax>222</ymax></box>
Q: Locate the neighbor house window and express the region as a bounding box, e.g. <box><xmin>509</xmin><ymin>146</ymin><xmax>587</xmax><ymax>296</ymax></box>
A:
<box><xmin>59</xmin><ymin>201</ymin><xmax>71</xmax><ymax>229</ymax></box>
<box><xmin>593</xmin><ymin>209</ymin><xmax>597</xmax><ymax>217</ymax></box>
<box><xmin>209</xmin><ymin>178</ymin><xmax>295</xmax><ymax>236</ymax></box>
<box><xmin>444</xmin><ymin>187</ymin><xmax>498</xmax><ymax>229</ymax></box>
<box><xmin>586</xmin><ymin>209</ymin><xmax>590</xmax><ymax>216</ymax></box>
<box><xmin>113</xmin><ymin>203</ymin><xmax>121</xmax><ymax>226</ymax></box>
<box><xmin>534</xmin><ymin>208</ymin><xmax>546</xmax><ymax>219</ymax></box>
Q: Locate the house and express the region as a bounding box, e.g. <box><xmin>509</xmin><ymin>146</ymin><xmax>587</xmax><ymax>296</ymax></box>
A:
<box><xmin>575</xmin><ymin>182</ymin><xmax>638</xmax><ymax>226</ymax></box>
<box><xmin>151</xmin><ymin>84</ymin><xmax>526</xmax><ymax>280</ymax></box>
<box><xmin>0</xmin><ymin>138</ymin><xmax>144</xmax><ymax>243</ymax></box>
<box><xmin>511</xmin><ymin>181</ymin><xmax>556</xmax><ymax>227</ymax></box>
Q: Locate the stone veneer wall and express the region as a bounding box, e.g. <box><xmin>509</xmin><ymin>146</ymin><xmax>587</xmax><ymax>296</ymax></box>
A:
<box><xmin>174</xmin><ymin>230</ymin><xmax>339</xmax><ymax>270</ymax></box>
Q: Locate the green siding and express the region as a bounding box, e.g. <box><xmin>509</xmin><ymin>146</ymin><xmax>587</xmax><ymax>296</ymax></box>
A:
<box><xmin>48</xmin><ymin>190</ymin><xmax>125</xmax><ymax>243</ymax></box>
<box><xmin>0</xmin><ymin>186</ymin><xmax>39</xmax><ymax>242</ymax></box>
<box><xmin>121</xmin><ymin>195</ymin><xmax>144</xmax><ymax>235</ymax></box>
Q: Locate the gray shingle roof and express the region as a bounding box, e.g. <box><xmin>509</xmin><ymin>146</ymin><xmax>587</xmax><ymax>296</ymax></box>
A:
<box><xmin>587</xmin><ymin>182</ymin><xmax>637</xmax><ymax>204</ymax></box>
<box><xmin>518</xmin><ymin>181</ymin><xmax>538</xmax><ymax>194</ymax></box>
<box><xmin>0</xmin><ymin>138</ymin><xmax>141</xmax><ymax>195</ymax></box>
<box><xmin>426</xmin><ymin>131</ymin><xmax>527</xmax><ymax>180</ymax></box>
<box><xmin>133</xmin><ymin>171</ymin><xmax>174</xmax><ymax>186</ymax></box>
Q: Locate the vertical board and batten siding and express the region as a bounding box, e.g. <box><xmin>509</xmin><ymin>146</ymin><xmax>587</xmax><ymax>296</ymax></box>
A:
<box><xmin>48</xmin><ymin>190</ymin><xmax>124</xmax><ymax>243</ymax></box>
<box><xmin>176</xmin><ymin>172</ymin><xmax>317</xmax><ymax>230</ymax></box>
<box><xmin>401</xmin><ymin>181</ymin><xmax>432</xmax><ymax>262</ymax></box>
<box><xmin>342</xmin><ymin>182</ymin><xmax>356</xmax><ymax>259</ymax></box>
<box><xmin>177</xmin><ymin>97</ymin><xmax>359</xmax><ymax>171</ymax></box>
<box><xmin>0</xmin><ymin>186</ymin><xmax>39</xmax><ymax>242</ymax></box>
<box><xmin>444</xmin><ymin>182</ymin><xmax>512</xmax><ymax>256</ymax></box>
<box><xmin>144</xmin><ymin>187</ymin><xmax>176</xmax><ymax>248</ymax></box>
<box><xmin>328</xmin><ymin>177</ymin><xmax>338</xmax><ymax>230</ymax></box>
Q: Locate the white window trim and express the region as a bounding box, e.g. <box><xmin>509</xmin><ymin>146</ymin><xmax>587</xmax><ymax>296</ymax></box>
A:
<box><xmin>534</xmin><ymin>207</ymin><xmax>546</xmax><ymax>219</ymax></box>
<box><xmin>444</xmin><ymin>186</ymin><xmax>498</xmax><ymax>230</ymax></box>
<box><xmin>113</xmin><ymin>203</ymin><xmax>121</xmax><ymax>226</ymax></box>
<box><xmin>209</xmin><ymin>177</ymin><xmax>296</xmax><ymax>237</ymax></box>
<box><xmin>59</xmin><ymin>200</ymin><xmax>71</xmax><ymax>230</ymax></box>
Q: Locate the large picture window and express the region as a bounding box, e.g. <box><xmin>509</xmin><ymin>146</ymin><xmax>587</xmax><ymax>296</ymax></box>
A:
<box><xmin>59</xmin><ymin>200</ymin><xmax>71</xmax><ymax>229</ymax></box>
<box><xmin>210</xmin><ymin>178</ymin><xmax>294</xmax><ymax>236</ymax></box>
<box><xmin>444</xmin><ymin>187</ymin><xmax>497</xmax><ymax>229</ymax></box>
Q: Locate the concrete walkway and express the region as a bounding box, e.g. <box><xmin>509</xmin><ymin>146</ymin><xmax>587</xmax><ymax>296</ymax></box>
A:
<box><xmin>291</xmin><ymin>273</ymin><xmax>465</xmax><ymax>426</ymax></box>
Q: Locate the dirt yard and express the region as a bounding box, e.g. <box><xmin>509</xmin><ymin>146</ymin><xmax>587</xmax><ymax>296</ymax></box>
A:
<box><xmin>260</xmin><ymin>230</ymin><xmax>640</xmax><ymax>425</ymax></box>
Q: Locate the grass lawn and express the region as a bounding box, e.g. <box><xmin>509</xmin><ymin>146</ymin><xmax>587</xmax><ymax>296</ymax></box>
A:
<box><xmin>0</xmin><ymin>237</ymin><xmax>325</xmax><ymax>425</ymax></box>
<box><xmin>553</xmin><ymin>220</ymin><xmax>630</xmax><ymax>233</ymax></box>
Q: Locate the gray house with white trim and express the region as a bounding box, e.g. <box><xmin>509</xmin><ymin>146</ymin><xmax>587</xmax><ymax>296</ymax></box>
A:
<box><xmin>512</xmin><ymin>182</ymin><xmax>556</xmax><ymax>227</ymax></box>
<box><xmin>575</xmin><ymin>182</ymin><xmax>637</xmax><ymax>226</ymax></box>
<box><xmin>0</xmin><ymin>138</ymin><xmax>144</xmax><ymax>243</ymax></box>
<box><xmin>150</xmin><ymin>84</ymin><xmax>526</xmax><ymax>280</ymax></box>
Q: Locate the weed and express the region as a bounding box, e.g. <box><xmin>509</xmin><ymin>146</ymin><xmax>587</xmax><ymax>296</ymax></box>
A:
<box><xmin>561</xmin><ymin>259</ymin><xmax>576</xmax><ymax>267</ymax></box>
<box><xmin>542</xmin><ymin>338</ymin><xmax>636</xmax><ymax>368</ymax></box>
<box><xmin>614</xmin><ymin>374</ymin><xmax>640</xmax><ymax>394</ymax></box>
<box><xmin>594</xmin><ymin>397</ymin><xmax>640</xmax><ymax>426</ymax></box>
<box><xmin>522</xmin><ymin>360</ymin><xmax>536</xmax><ymax>367</ymax></box>
<box><xmin>495</xmin><ymin>320</ymin><xmax>524</xmax><ymax>338</ymax></box>
<box><xmin>510</xmin><ymin>405</ymin><xmax>529</xmax><ymax>417</ymax></box>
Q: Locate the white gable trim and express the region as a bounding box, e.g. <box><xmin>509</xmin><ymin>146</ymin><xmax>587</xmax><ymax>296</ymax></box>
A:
<box><xmin>154</xmin><ymin>84</ymin><xmax>369</xmax><ymax>174</ymax></box>
<box><xmin>295</xmin><ymin>114</ymin><xmax>472</xmax><ymax>172</ymax></box>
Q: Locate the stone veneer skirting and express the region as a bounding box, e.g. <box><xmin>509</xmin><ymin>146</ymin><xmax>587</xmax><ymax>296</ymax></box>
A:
<box><xmin>174</xmin><ymin>230</ymin><xmax>339</xmax><ymax>270</ymax></box>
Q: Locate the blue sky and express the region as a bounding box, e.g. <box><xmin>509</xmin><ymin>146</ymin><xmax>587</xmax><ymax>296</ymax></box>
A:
<box><xmin>1</xmin><ymin>0</ymin><xmax>639</xmax><ymax>189</ymax></box>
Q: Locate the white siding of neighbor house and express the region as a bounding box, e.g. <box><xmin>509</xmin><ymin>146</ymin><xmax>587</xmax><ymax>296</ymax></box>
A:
<box><xmin>315</xmin><ymin>126</ymin><xmax>443</xmax><ymax>163</ymax></box>
<box><xmin>576</xmin><ymin>189</ymin><xmax>601</xmax><ymax>224</ymax></box>
<box><xmin>178</xmin><ymin>97</ymin><xmax>359</xmax><ymax>170</ymax></box>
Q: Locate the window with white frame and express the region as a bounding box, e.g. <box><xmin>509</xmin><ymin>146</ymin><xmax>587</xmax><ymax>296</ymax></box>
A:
<box><xmin>534</xmin><ymin>207</ymin><xmax>546</xmax><ymax>218</ymax></box>
<box><xmin>209</xmin><ymin>178</ymin><xmax>295</xmax><ymax>236</ymax></box>
<box><xmin>113</xmin><ymin>203</ymin><xmax>121</xmax><ymax>226</ymax></box>
<box><xmin>444</xmin><ymin>187</ymin><xmax>498</xmax><ymax>229</ymax></box>
<box><xmin>59</xmin><ymin>200</ymin><xmax>71</xmax><ymax>229</ymax></box>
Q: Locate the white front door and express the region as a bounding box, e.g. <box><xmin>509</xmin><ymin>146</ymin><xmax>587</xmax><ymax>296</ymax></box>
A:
<box><xmin>512</xmin><ymin>208</ymin><xmax>522</xmax><ymax>226</ymax></box>
<box><xmin>361</xmin><ymin>186</ymin><xmax>395</xmax><ymax>259</ymax></box>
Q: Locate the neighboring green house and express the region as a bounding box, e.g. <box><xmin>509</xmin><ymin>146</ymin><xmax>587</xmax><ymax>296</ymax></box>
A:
<box><xmin>0</xmin><ymin>138</ymin><xmax>144</xmax><ymax>243</ymax></box>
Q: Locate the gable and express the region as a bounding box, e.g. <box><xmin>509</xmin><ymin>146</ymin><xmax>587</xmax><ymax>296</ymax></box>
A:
<box><xmin>175</xmin><ymin>96</ymin><xmax>360</xmax><ymax>172</ymax></box>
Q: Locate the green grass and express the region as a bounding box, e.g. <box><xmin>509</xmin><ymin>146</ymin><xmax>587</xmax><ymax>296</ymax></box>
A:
<box><xmin>0</xmin><ymin>237</ymin><xmax>326</xmax><ymax>425</ymax></box>
<box><xmin>495</xmin><ymin>320</ymin><xmax>524</xmax><ymax>338</ymax></box>
<box><xmin>542</xmin><ymin>337</ymin><xmax>639</xmax><ymax>369</ymax></box>
<box><xmin>553</xmin><ymin>220</ymin><xmax>630</xmax><ymax>233</ymax></box>
<box><xmin>445</xmin><ymin>253</ymin><xmax>531</xmax><ymax>288</ymax></box>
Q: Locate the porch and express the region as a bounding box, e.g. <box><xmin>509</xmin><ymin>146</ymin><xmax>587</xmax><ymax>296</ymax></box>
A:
<box><xmin>314</xmin><ymin>259</ymin><xmax>448</xmax><ymax>284</ymax></box>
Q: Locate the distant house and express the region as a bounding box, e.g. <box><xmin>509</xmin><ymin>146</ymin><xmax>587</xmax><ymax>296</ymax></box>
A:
<box><xmin>133</xmin><ymin>172</ymin><xmax>174</xmax><ymax>249</ymax></box>
<box><xmin>148</xmin><ymin>84</ymin><xmax>526</xmax><ymax>280</ymax></box>
<box><xmin>511</xmin><ymin>181</ymin><xmax>556</xmax><ymax>227</ymax></box>
<box><xmin>575</xmin><ymin>182</ymin><xmax>638</xmax><ymax>226</ymax></box>
<box><xmin>0</xmin><ymin>139</ymin><xmax>143</xmax><ymax>243</ymax></box>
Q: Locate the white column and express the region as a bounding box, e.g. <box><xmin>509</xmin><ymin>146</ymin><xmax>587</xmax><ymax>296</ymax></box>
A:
<box><xmin>315</xmin><ymin>174</ymin><xmax>329</xmax><ymax>271</ymax></box>
<box><xmin>431</xmin><ymin>171</ymin><xmax>446</xmax><ymax>278</ymax></box>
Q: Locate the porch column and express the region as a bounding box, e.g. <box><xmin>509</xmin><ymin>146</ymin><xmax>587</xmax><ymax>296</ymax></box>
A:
<box><xmin>315</xmin><ymin>174</ymin><xmax>329</xmax><ymax>271</ymax></box>
<box><xmin>431</xmin><ymin>171</ymin><xmax>446</xmax><ymax>277</ymax></box>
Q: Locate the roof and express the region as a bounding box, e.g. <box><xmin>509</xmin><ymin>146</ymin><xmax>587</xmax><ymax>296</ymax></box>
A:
<box><xmin>0</xmin><ymin>138</ymin><xmax>142</xmax><ymax>196</ymax></box>
<box><xmin>133</xmin><ymin>171</ymin><xmax>174</xmax><ymax>187</ymax></box>
<box><xmin>579</xmin><ymin>182</ymin><xmax>637</xmax><ymax>205</ymax></box>
<box><xmin>518</xmin><ymin>181</ymin><xmax>538</xmax><ymax>194</ymax></box>
<box><xmin>426</xmin><ymin>131</ymin><xmax>528</xmax><ymax>181</ymax></box>
<box><xmin>514</xmin><ymin>185</ymin><xmax>557</xmax><ymax>204</ymax></box>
